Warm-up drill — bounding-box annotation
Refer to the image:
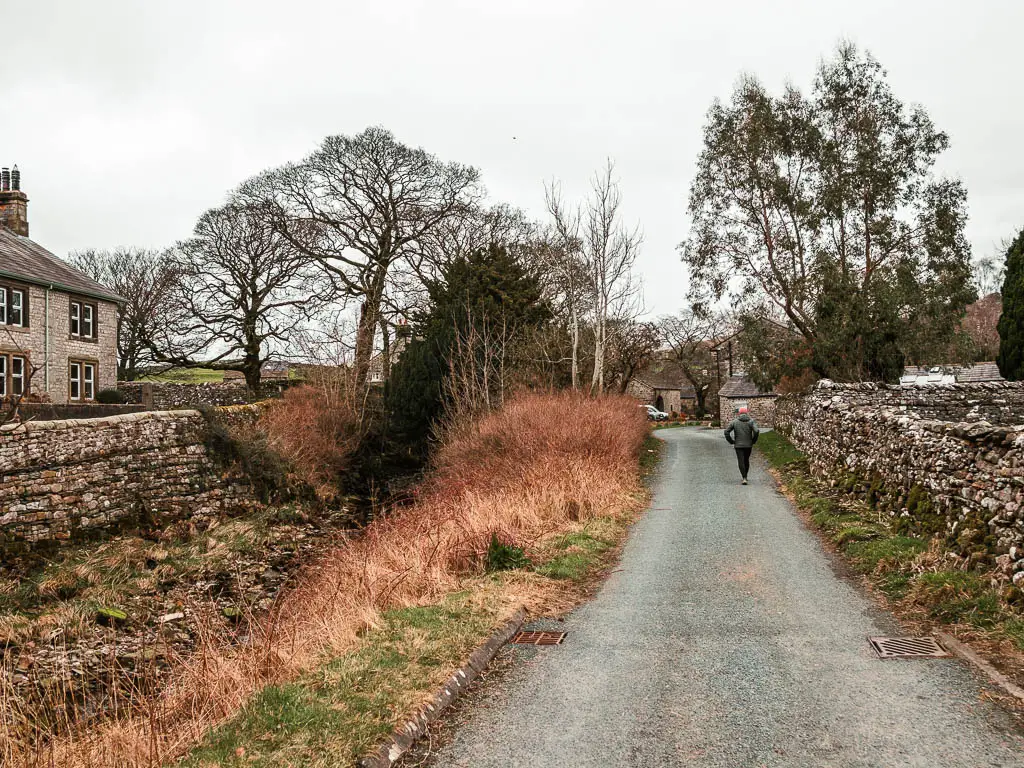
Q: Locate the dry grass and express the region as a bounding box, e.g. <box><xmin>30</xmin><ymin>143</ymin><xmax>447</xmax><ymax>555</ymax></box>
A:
<box><xmin>259</xmin><ymin>382</ymin><xmax>365</xmax><ymax>499</ymax></box>
<box><xmin>4</xmin><ymin>391</ymin><xmax>647</xmax><ymax>767</ymax></box>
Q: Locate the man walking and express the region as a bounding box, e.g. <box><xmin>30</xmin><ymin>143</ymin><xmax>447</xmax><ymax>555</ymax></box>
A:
<box><xmin>724</xmin><ymin>406</ymin><xmax>759</xmax><ymax>485</ymax></box>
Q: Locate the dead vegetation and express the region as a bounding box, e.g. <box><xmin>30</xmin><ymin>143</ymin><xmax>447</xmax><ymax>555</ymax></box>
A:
<box><xmin>2</xmin><ymin>391</ymin><xmax>648</xmax><ymax>767</ymax></box>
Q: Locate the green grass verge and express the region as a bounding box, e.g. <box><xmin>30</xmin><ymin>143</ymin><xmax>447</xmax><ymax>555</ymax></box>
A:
<box><xmin>639</xmin><ymin>433</ymin><xmax>662</xmax><ymax>476</ymax></box>
<box><xmin>756</xmin><ymin>430</ymin><xmax>807</xmax><ymax>470</ymax></box>
<box><xmin>179</xmin><ymin>600</ymin><xmax>496</xmax><ymax>768</ymax></box>
<box><xmin>536</xmin><ymin>529</ymin><xmax>614</xmax><ymax>581</ymax></box>
<box><xmin>178</xmin><ymin>510</ymin><xmax>635</xmax><ymax>767</ymax></box>
<box><xmin>758</xmin><ymin>431</ymin><xmax>1024</xmax><ymax>648</ymax></box>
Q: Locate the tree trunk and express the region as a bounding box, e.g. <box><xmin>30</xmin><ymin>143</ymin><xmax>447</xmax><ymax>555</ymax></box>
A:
<box><xmin>243</xmin><ymin>355</ymin><xmax>262</xmax><ymax>391</ymax></box>
<box><xmin>379</xmin><ymin>318</ymin><xmax>391</xmax><ymax>381</ymax></box>
<box><xmin>570</xmin><ymin>305</ymin><xmax>580</xmax><ymax>390</ymax></box>
<box><xmin>591</xmin><ymin>317</ymin><xmax>605</xmax><ymax>395</ymax></box>
<box><xmin>353</xmin><ymin>270</ymin><xmax>388</xmax><ymax>390</ymax></box>
<box><xmin>695</xmin><ymin>387</ymin><xmax>707</xmax><ymax>418</ymax></box>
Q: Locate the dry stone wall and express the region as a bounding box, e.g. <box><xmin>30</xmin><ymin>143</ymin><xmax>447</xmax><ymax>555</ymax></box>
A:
<box><xmin>778</xmin><ymin>380</ymin><xmax>1024</xmax><ymax>424</ymax></box>
<box><xmin>117</xmin><ymin>381</ymin><xmax>293</xmax><ymax>410</ymax></box>
<box><xmin>775</xmin><ymin>381</ymin><xmax>1024</xmax><ymax>585</ymax></box>
<box><xmin>0</xmin><ymin>407</ymin><xmax>259</xmax><ymax>554</ymax></box>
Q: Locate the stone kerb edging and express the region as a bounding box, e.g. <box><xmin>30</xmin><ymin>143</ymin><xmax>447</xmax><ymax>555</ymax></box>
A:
<box><xmin>358</xmin><ymin>607</ymin><xmax>528</xmax><ymax>768</ymax></box>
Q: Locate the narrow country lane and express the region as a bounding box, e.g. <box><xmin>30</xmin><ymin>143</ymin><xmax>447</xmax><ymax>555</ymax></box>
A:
<box><xmin>432</xmin><ymin>427</ymin><xmax>1024</xmax><ymax>767</ymax></box>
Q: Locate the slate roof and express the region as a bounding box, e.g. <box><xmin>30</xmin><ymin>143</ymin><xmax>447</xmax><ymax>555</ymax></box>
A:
<box><xmin>957</xmin><ymin>362</ymin><xmax>1003</xmax><ymax>382</ymax></box>
<box><xmin>719</xmin><ymin>374</ymin><xmax>777</xmax><ymax>398</ymax></box>
<box><xmin>0</xmin><ymin>228</ymin><xmax>123</xmax><ymax>303</ymax></box>
<box><xmin>902</xmin><ymin>362</ymin><xmax>1004</xmax><ymax>384</ymax></box>
<box><xmin>632</xmin><ymin>359</ymin><xmax>698</xmax><ymax>398</ymax></box>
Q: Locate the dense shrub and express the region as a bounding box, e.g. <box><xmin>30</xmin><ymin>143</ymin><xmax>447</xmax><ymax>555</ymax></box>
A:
<box><xmin>95</xmin><ymin>388</ymin><xmax>126</xmax><ymax>404</ymax></box>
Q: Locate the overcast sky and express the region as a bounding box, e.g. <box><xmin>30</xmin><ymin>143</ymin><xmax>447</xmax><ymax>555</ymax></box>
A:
<box><xmin>3</xmin><ymin>0</ymin><xmax>1022</xmax><ymax>317</ymax></box>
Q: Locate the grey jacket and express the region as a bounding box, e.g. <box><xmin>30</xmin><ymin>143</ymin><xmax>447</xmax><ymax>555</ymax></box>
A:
<box><xmin>725</xmin><ymin>414</ymin><xmax>759</xmax><ymax>448</ymax></box>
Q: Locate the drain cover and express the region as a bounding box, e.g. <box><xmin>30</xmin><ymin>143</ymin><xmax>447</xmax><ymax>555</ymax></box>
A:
<box><xmin>511</xmin><ymin>631</ymin><xmax>567</xmax><ymax>646</ymax></box>
<box><xmin>868</xmin><ymin>636</ymin><xmax>950</xmax><ymax>659</ymax></box>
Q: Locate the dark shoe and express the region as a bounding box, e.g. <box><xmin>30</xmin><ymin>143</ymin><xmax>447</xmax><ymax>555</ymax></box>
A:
<box><xmin>742</xmin><ymin>478</ymin><xmax>748</xmax><ymax>485</ymax></box>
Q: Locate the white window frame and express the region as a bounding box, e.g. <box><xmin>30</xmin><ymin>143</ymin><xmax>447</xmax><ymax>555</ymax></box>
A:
<box><xmin>9</xmin><ymin>289</ymin><xmax>23</xmax><ymax>327</ymax></box>
<box><xmin>0</xmin><ymin>289</ymin><xmax>6</xmax><ymax>325</ymax></box>
<box><xmin>0</xmin><ymin>356</ymin><xmax>6</xmax><ymax>397</ymax></box>
<box><xmin>83</xmin><ymin>363</ymin><xmax>95</xmax><ymax>400</ymax></box>
<box><xmin>69</xmin><ymin>361</ymin><xmax>81</xmax><ymax>401</ymax></box>
<box><xmin>82</xmin><ymin>304</ymin><xmax>94</xmax><ymax>339</ymax></box>
<box><xmin>70</xmin><ymin>301</ymin><xmax>81</xmax><ymax>337</ymax></box>
<box><xmin>10</xmin><ymin>356</ymin><xmax>24</xmax><ymax>396</ymax></box>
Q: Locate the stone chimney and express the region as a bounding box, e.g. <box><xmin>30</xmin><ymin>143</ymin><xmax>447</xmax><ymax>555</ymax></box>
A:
<box><xmin>0</xmin><ymin>165</ymin><xmax>29</xmax><ymax>237</ymax></box>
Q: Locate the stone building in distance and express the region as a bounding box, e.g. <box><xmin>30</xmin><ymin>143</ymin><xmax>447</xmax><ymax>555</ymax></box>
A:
<box><xmin>0</xmin><ymin>165</ymin><xmax>121</xmax><ymax>403</ymax></box>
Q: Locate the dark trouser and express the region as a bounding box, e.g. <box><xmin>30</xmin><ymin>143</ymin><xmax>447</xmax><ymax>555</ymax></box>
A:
<box><xmin>735</xmin><ymin>447</ymin><xmax>752</xmax><ymax>479</ymax></box>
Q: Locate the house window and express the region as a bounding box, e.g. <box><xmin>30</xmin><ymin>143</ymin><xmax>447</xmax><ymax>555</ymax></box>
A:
<box><xmin>69</xmin><ymin>361</ymin><xmax>96</xmax><ymax>401</ymax></box>
<box><xmin>0</xmin><ymin>285</ymin><xmax>28</xmax><ymax>327</ymax></box>
<box><xmin>9</xmin><ymin>290</ymin><xmax>24</xmax><ymax>326</ymax></box>
<box><xmin>70</xmin><ymin>299</ymin><xmax>97</xmax><ymax>340</ymax></box>
<box><xmin>84</xmin><ymin>363</ymin><xmax>95</xmax><ymax>400</ymax></box>
<box><xmin>11</xmin><ymin>356</ymin><xmax>24</xmax><ymax>396</ymax></box>
<box><xmin>0</xmin><ymin>354</ymin><xmax>29</xmax><ymax>398</ymax></box>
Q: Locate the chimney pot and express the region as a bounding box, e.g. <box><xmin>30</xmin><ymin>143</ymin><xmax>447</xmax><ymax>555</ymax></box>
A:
<box><xmin>0</xmin><ymin>164</ymin><xmax>29</xmax><ymax>236</ymax></box>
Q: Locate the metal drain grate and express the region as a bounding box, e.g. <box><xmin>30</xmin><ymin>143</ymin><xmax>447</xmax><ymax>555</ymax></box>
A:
<box><xmin>868</xmin><ymin>636</ymin><xmax>950</xmax><ymax>659</ymax></box>
<box><xmin>511</xmin><ymin>631</ymin><xmax>567</xmax><ymax>646</ymax></box>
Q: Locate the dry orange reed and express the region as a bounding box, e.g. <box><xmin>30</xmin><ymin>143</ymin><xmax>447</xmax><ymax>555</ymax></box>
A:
<box><xmin>5</xmin><ymin>392</ymin><xmax>648</xmax><ymax>767</ymax></box>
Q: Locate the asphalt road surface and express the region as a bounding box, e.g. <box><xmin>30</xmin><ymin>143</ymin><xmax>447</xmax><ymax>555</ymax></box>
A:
<box><xmin>432</xmin><ymin>426</ymin><xmax>1024</xmax><ymax>767</ymax></box>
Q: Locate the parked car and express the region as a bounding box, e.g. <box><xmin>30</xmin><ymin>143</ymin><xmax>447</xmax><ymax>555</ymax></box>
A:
<box><xmin>640</xmin><ymin>404</ymin><xmax>669</xmax><ymax>421</ymax></box>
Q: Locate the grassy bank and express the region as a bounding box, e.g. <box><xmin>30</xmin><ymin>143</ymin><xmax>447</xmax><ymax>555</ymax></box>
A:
<box><xmin>13</xmin><ymin>393</ymin><xmax>648</xmax><ymax>767</ymax></box>
<box><xmin>758</xmin><ymin>431</ymin><xmax>1024</xmax><ymax>653</ymax></box>
<box><xmin>179</xmin><ymin>511</ymin><xmax>636</xmax><ymax>767</ymax></box>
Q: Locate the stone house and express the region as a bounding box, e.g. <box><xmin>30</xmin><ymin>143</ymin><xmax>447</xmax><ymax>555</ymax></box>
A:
<box><xmin>710</xmin><ymin>324</ymin><xmax>792</xmax><ymax>425</ymax></box>
<box><xmin>0</xmin><ymin>166</ymin><xmax>121</xmax><ymax>404</ymax></box>
<box><xmin>627</xmin><ymin>356</ymin><xmax>699</xmax><ymax>416</ymax></box>
<box><xmin>718</xmin><ymin>374</ymin><xmax>778</xmax><ymax>426</ymax></box>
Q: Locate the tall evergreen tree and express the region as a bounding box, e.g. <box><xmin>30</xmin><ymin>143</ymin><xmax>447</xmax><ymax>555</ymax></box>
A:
<box><xmin>386</xmin><ymin>243</ymin><xmax>549</xmax><ymax>449</ymax></box>
<box><xmin>996</xmin><ymin>229</ymin><xmax>1024</xmax><ymax>380</ymax></box>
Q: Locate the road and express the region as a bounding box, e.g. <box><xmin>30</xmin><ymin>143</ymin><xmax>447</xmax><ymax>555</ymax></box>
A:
<box><xmin>431</xmin><ymin>426</ymin><xmax>1024</xmax><ymax>767</ymax></box>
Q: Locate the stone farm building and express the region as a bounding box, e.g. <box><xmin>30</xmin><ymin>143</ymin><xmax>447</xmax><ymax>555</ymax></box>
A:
<box><xmin>0</xmin><ymin>166</ymin><xmax>121</xmax><ymax>404</ymax></box>
<box><xmin>627</xmin><ymin>355</ymin><xmax>699</xmax><ymax>416</ymax></box>
<box><xmin>711</xmin><ymin>332</ymin><xmax>779</xmax><ymax>426</ymax></box>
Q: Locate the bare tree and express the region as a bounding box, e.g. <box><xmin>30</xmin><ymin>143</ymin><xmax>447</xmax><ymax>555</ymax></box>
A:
<box><xmin>584</xmin><ymin>161</ymin><xmax>643</xmax><ymax>394</ymax></box>
<box><xmin>423</xmin><ymin>202</ymin><xmax>537</xmax><ymax>275</ymax></box>
<box><xmin>67</xmin><ymin>247</ymin><xmax>180</xmax><ymax>380</ymax></box>
<box><xmin>440</xmin><ymin>309</ymin><xmax>517</xmax><ymax>434</ymax></box>
<box><xmin>973</xmin><ymin>238</ymin><xmax>1011</xmax><ymax>297</ymax></box>
<box><xmin>659</xmin><ymin>310</ymin><xmax>727</xmax><ymax>417</ymax></box>
<box><xmin>605</xmin><ymin>319</ymin><xmax>660</xmax><ymax>393</ymax></box>
<box><xmin>543</xmin><ymin>182</ymin><xmax>589</xmax><ymax>389</ymax></box>
<box><xmin>248</xmin><ymin>126</ymin><xmax>482</xmax><ymax>391</ymax></box>
<box><xmin>147</xmin><ymin>201</ymin><xmax>319</xmax><ymax>389</ymax></box>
